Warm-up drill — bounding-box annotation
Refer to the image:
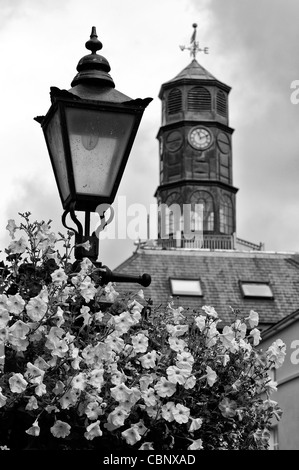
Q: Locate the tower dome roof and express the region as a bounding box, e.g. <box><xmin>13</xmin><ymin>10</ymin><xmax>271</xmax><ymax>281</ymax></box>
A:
<box><xmin>169</xmin><ymin>59</ymin><xmax>217</xmax><ymax>82</ymax></box>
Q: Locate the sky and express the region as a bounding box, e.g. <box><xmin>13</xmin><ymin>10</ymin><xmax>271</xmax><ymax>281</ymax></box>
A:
<box><xmin>0</xmin><ymin>0</ymin><xmax>299</xmax><ymax>270</ymax></box>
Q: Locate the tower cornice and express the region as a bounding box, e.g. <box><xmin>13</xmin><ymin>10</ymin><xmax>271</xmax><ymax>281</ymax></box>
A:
<box><xmin>154</xmin><ymin>179</ymin><xmax>239</xmax><ymax>198</ymax></box>
<box><xmin>156</xmin><ymin>120</ymin><xmax>234</xmax><ymax>139</ymax></box>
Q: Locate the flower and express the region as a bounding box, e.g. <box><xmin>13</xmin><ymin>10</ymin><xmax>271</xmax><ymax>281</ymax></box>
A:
<box><xmin>77</xmin><ymin>306</ymin><xmax>92</xmax><ymax>327</ymax></box>
<box><xmin>167</xmin><ymin>365</ymin><xmax>189</xmax><ymax>385</ymax></box>
<box><xmin>113</xmin><ymin>311</ymin><xmax>135</xmax><ymax>334</ymax></box>
<box><xmin>250</xmin><ymin>328</ymin><xmax>262</xmax><ymax>346</ymax></box>
<box><xmin>9</xmin><ymin>319</ymin><xmax>30</xmax><ymax>339</ymax></box>
<box><xmin>6</xmin><ymin>294</ymin><xmax>25</xmax><ymax>315</ymax></box>
<box><xmin>0</xmin><ymin>295</ymin><xmax>8</xmax><ymax>309</ymax></box>
<box><xmin>76</xmin><ymin>240</ymin><xmax>92</xmax><ymax>251</ymax></box>
<box><xmin>189</xmin><ymin>417</ymin><xmax>203</xmax><ymax>432</ymax></box>
<box><xmin>0</xmin><ymin>388</ymin><xmax>7</xmax><ymax>408</ymax></box>
<box><xmin>166</xmin><ymin>324</ymin><xmax>189</xmax><ymax>337</ymax></box>
<box><xmin>139</xmin><ymin>350</ymin><xmax>157</xmax><ymax>369</ymax></box>
<box><xmin>51</xmin><ymin>268</ymin><xmax>68</xmax><ymax>284</ymax></box>
<box><xmin>79</xmin><ymin>276</ymin><xmax>97</xmax><ymax>303</ymax></box>
<box><xmin>232</xmin><ymin>319</ymin><xmax>247</xmax><ymax>338</ymax></box>
<box><xmin>94</xmin><ymin>310</ymin><xmax>104</xmax><ymax>322</ymax></box>
<box><xmin>0</xmin><ymin>308</ymin><xmax>10</xmax><ymax>328</ymax></box>
<box><xmin>131</xmin><ymin>333</ymin><xmax>148</xmax><ymax>353</ymax></box>
<box><xmin>218</xmin><ymin>397</ymin><xmax>237</xmax><ymax>418</ymax></box>
<box><xmin>141</xmin><ymin>387</ymin><xmax>157</xmax><ymax>407</ymax></box>
<box><xmin>6</xmin><ymin>219</ymin><xmax>17</xmax><ymax>239</ymax></box>
<box><xmin>202</xmin><ymin>305</ymin><xmax>218</xmax><ymax>318</ymax></box>
<box><xmin>25</xmin><ymin>420</ymin><xmax>40</xmax><ymax>437</ymax></box>
<box><xmin>105</xmin><ymin>333</ymin><xmax>125</xmax><ymax>353</ymax></box>
<box><xmin>168</xmin><ymin>337</ymin><xmax>187</xmax><ymax>352</ymax></box>
<box><xmin>188</xmin><ymin>438</ymin><xmax>203</xmax><ymax>450</ymax></box>
<box><xmin>60</xmin><ymin>389</ymin><xmax>78</xmax><ymax>409</ymax></box>
<box><xmin>111</xmin><ymin>383</ymin><xmax>132</xmax><ymax>402</ymax></box>
<box><xmin>0</xmin><ymin>214</ymin><xmax>286</xmax><ymax>451</ymax></box>
<box><xmin>220</xmin><ymin>325</ymin><xmax>235</xmax><ymax>348</ymax></box>
<box><xmin>139</xmin><ymin>442</ymin><xmax>154</xmax><ymax>450</ymax></box>
<box><xmin>206</xmin><ymin>365</ymin><xmax>217</xmax><ymax>386</ymax></box>
<box><xmin>154</xmin><ymin>377</ymin><xmax>176</xmax><ymax>397</ymax></box>
<box><xmin>85</xmin><ymin>401</ymin><xmax>103</xmax><ymax>420</ymax></box>
<box><xmin>50</xmin><ymin>420</ymin><xmax>71</xmax><ymax>438</ymax></box>
<box><xmin>265</xmin><ymin>378</ymin><xmax>278</xmax><ymax>394</ymax></box>
<box><xmin>25</xmin><ymin>396</ymin><xmax>39</xmax><ymax>410</ymax></box>
<box><xmin>26</xmin><ymin>296</ymin><xmax>48</xmax><ymax>322</ymax></box>
<box><xmin>172</xmin><ymin>403</ymin><xmax>190</xmax><ymax>424</ymax></box>
<box><xmin>121</xmin><ymin>426</ymin><xmax>142</xmax><ymax>446</ymax></box>
<box><xmin>184</xmin><ymin>375</ymin><xmax>196</xmax><ymax>389</ymax></box>
<box><xmin>267</xmin><ymin>339</ymin><xmax>286</xmax><ymax>368</ymax></box>
<box><xmin>8</xmin><ymin>236</ymin><xmax>27</xmax><ymax>254</ymax></box>
<box><xmin>71</xmin><ymin>372</ymin><xmax>86</xmax><ymax>391</ymax></box>
<box><xmin>247</xmin><ymin>310</ymin><xmax>259</xmax><ymax>328</ymax></box>
<box><xmin>104</xmin><ymin>282</ymin><xmax>119</xmax><ymax>303</ymax></box>
<box><xmin>9</xmin><ymin>373</ymin><xmax>28</xmax><ymax>393</ymax></box>
<box><xmin>137</xmin><ymin>290</ymin><xmax>144</xmax><ymax>299</ymax></box>
<box><xmin>35</xmin><ymin>383</ymin><xmax>47</xmax><ymax>396</ymax></box>
<box><xmin>129</xmin><ymin>299</ymin><xmax>144</xmax><ymax>319</ymax></box>
<box><xmin>24</xmin><ymin>362</ymin><xmax>45</xmax><ymax>384</ymax></box>
<box><xmin>161</xmin><ymin>401</ymin><xmax>175</xmax><ymax>422</ymax></box>
<box><xmin>194</xmin><ymin>315</ymin><xmax>206</xmax><ymax>332</ymax></box>
<box><xmin>89</xmin><ymin>368</ymin><xmax>104</xmax><ymax>391</ymax></box>
<box><xmin>84</xmin><ymin>421</ymin><xmax>102</xmax><ymax>440</ymax></box>
<box><xmin>176</xmin><ymin>351</ymin><xmax>194</xmax><ymax>371</ymax></box>
<box><xmin>107</xmin><ymin>406</ymin><xmax>129</xmax><ymax>429</ymax></box>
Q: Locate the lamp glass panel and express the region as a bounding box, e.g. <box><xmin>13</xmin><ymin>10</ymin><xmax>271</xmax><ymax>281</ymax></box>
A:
<box><xmin>44</xmin><ymin>110</ymin><xmax>70</xmax><ymax>202</ymax></box>
<box><xmin>65</xmin><ymin>108</ymin><xmax>135</xmax><ymax>197</ymax></box>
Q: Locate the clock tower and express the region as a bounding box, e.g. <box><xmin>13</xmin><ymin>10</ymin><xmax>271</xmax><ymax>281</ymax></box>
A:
<box><xmin>155</xmin><ymin>24</ymin><xmax>238</xmax><ymax>249</ymax></box>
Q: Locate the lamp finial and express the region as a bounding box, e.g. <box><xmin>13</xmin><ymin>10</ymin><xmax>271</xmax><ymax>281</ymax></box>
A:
<box><xmin>85</xmin><ymin>26</ymin><xmax>103</xmax><ymax>54</ymax></box>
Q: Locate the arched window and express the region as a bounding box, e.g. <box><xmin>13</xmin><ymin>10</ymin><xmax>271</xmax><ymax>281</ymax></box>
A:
<box><xmin>167</xmin><ymin>88</ymin><xmax>182</xmax><ymax>115</ymax></box>
<box><xmin>216</xmin><ymin>90</ymin><xmax>227</xmax><ymax>117</ymax></box>
<box><xmin>159</xmin><ymin>192</ymin><xmax>182</xmax><ymax>237</ymax></box>
<box><xmin>220</xmin><ymin>195</ymin><xmax>233</xmax><ymax>234</ymax></box>
<box><xmin>190</xmin><ymin>191</ymin><xmax>214</xmax><ymax>231</ymax></box>
<box><xmin>188</xmin><ymin>86</ymin><xmax>211</xmax><ymax>112</ymax></box>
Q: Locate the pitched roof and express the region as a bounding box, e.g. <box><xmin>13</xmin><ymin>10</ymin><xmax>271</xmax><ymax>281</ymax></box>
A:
<box><xmin>114</xmin><ymin>248</ymin><xmax>299</xmax><ymax>327</ymax></box>
<box><xmin>159</xmin><ymin>59</ymin><xmax>231</xmax><ymax>95</ymax></box>
<box><xmin>168</xmin><ymin>59</ymin><xmax>217</xmax><ymax>82</ymax></box>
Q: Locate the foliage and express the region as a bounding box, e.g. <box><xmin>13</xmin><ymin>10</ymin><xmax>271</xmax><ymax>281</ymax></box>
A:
<box><xmin>0</xmin><ymin>213</ymin><xmax>285</xmax><ymax>450</ymax></box>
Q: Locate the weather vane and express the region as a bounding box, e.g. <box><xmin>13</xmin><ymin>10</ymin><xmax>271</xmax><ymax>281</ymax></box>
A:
<box><xmin>179</xmin><ymin>23</ymin><xmax>209</xmax><ymax>60</ymax></box>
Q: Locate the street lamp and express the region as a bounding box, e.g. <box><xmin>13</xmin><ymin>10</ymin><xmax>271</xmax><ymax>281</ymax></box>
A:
<box><xmin>34</xmin><ymin>27</ymin><xmax>152</xmax><ymax>287</ymax></box>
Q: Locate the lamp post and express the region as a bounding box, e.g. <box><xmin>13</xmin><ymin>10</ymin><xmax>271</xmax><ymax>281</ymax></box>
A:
<box><xmin>34</xmin><ymin>27</ymin><xmax>152</xmax><ymax>287</ymax></box>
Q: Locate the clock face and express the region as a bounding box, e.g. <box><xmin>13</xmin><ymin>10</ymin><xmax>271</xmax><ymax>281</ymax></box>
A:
<box><xmin>189</xmin><ymin>127</ymin><xmax>212</xmax><ymax>150</ymax></box>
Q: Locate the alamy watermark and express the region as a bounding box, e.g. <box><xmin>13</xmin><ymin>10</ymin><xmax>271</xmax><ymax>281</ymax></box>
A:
<box><xmin>93</xmin><ymin>196</ymin><xmax>204</xmax><ymax>242</ymax></box>
<box><xmin>290</xmin><ymin>80</ymin><xmax>299</xmax><ymax>104</ymax></box>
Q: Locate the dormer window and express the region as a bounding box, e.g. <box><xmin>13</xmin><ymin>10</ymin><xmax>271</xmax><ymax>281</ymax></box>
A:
<box><xmin>170</xmin><ymin>278</ymin><xmax>203</xmax><ymax>297</ymax></box>
<box><xmin>168</xmin><ymin>88</ymin><xmax>182</xmax><ymax>114</ymax></box>
<box><xmin>240</xmin><ymin>282</ymin><xmax>274</xmax><ymax>299</ymax></box>
<box><xmin>188</xmin><ymin>86</ymin><xmax>211</xmax><ymax>112</ymax></box>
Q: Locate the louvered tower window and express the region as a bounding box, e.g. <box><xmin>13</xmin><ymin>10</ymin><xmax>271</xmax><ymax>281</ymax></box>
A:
<box><xmin>167</xmin><ymin>88</ymin><xmax>182</xmax><ymax>114</ymax></box>
<box><xmin>187</xmin><ymin>86</ymin><xmax>211</xmax><ymax>112</ymax></box>
<box><xmin>216</xmin><ymin>90</ymin><xmax>227</xmax><ymax>117</ymax></box>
